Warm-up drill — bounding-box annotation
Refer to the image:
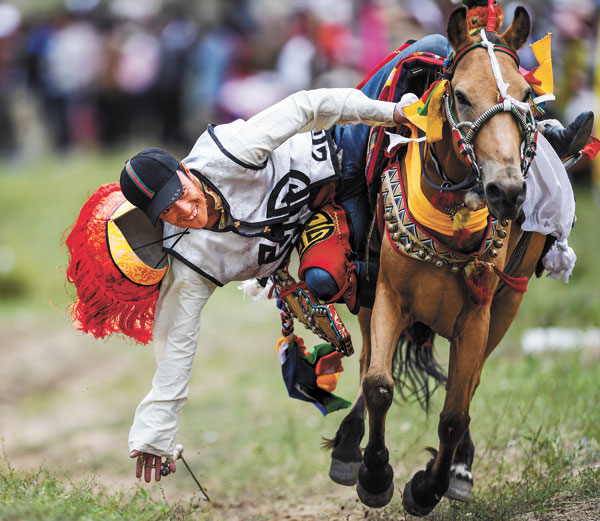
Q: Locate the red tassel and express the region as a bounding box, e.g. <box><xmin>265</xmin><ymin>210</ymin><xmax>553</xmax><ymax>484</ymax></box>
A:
<box><xmin>453</xmin><ymin>227</ymin><xmax>472</xmax><ymax>248</ymax></box>
<box><xmin>463</xmin><ymin>259</ymin><xmax>528</xmax><ymax>306</ymax></box>
<box><xmin>64</xmin><ymin>183</ymin><xmax>160</xmax><ymax>344</ymax></box>
<box><xmin>431</xmin><ymin>191</ymin><xmax>462</xmax><ymax>211</ymax></box>
<box><xmin>464</xmin><ymin>260</ymin><xmax>494</xmax><ymax>305</ymax></box>
<box><xmin>582</xmin><ymin>136</ymin><xmax>600</xmax><ymax>160</ymax></box>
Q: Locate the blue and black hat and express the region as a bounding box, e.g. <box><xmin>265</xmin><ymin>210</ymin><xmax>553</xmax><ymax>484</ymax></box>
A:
<box><xmin>120</xmin><ymin>148</ymin><xmax>183</xmax><ymax>226</ymax></box>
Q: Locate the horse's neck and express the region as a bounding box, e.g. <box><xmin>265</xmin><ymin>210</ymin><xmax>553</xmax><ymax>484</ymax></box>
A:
<box><xmin>420</xmin><ymin>124</ymin><xmax>471</xmax><ymax>201</ymax></box>
<box><xmin>409</xmin><ymin>127</ymin><xmax>487</xmax><ymax>252</ymax></box>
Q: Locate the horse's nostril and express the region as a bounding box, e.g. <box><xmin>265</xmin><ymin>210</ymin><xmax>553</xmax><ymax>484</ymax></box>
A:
<box><xmin>485</xmin><ymin>183</ymin><xmax>502</xmax><ymax>204</ymax></box>
<box><xmin>516</xmin><ymin>182</ymin><xmax>527</xmax><ymax>206</ymax></box>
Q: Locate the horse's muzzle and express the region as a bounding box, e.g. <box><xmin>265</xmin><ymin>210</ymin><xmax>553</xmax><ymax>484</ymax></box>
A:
<box><xmin>484</xmin><ymin>180</ymin><xmax>527</xmax><ymax>221</ymax></box>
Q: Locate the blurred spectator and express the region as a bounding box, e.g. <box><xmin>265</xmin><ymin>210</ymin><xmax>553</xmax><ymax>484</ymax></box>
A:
<box><xmin>38</xmin><ymin>10</ymin><xmax>103</xmax><ymax>149</ymax></box>
<box><xmin>153</xmin><ymin>6</ymin><xmax>197</xmax><ymax>146</ymax></box>
<box><xmin>0</xmin><ymin>4</ymin><xmax>23</xmax><ymax>156</ymax></box>
<box><xmin>97</xmin><ymin>20</ymin><xmax>161</xmax><ymax>146</ymax></box>
<box><xmin>276</xmin><ymin>10</ymin><xmax>318</xmax><ymax>92</ymax></box>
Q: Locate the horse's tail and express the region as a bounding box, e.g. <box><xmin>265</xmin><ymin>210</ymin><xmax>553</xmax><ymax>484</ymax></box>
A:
<box><xmin>392</xmin><ymin>322</ymin><xmax>447</xmax><ymax>412</ymax></box>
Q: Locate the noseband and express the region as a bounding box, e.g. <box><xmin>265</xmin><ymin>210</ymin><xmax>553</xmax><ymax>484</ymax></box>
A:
<box><xmin>427</xmin><ymin>30</ymin><xmax>538</xmax><ymax>193</ymax></box>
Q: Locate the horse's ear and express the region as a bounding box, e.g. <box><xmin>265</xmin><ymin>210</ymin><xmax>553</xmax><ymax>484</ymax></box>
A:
<box><xmin>500</xmin><ymin>6</ymin><xmax>531</xmax><ymax>51</ymax></box>
<box><xmin>447</xmin><ymin>7</ymin><xmax>470</xmax><ymax>51</ymax></box>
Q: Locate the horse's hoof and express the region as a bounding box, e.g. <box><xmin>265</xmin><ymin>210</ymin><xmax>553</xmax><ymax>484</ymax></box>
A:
<box><xmin>329</xmin><ymin>458</ymin><xmax>361</xmax><ymax>486</ymax></box>
<box><xmin>444</xmin><ymin>475</ymin><xmax>473</xmax><ymax>502</ymax></box>
<box><xmin>356</xmin><ymin>478</ymin><xmax>394</xmax><ymax>508</ymax></box>
<box><xmin>402</xmin><ymin>480</ymin><xmax>437</xmax><ymax>517</ymax></box>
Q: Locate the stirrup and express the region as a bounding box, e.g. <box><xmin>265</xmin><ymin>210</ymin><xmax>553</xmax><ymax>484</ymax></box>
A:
<box><xmin>272</xmin><ymin>270</ymin><xmax>354</xmax><ymax>356</ymax></box>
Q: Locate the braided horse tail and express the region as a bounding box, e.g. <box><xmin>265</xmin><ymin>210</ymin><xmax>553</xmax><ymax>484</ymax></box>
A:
<box><xmin>392</xmin><ymin>322</ymin><xmax>447</xmax><ymax>411</ymax></box>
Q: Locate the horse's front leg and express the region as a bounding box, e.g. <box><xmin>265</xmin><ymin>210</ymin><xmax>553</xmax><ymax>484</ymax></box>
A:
<box><xmin>328</xmin><ymin>308</ymin><xmax>372</xmax><ymax>486</ymax></box>
<box><xmin>403</xmin><ymin>318</ymin><xmax>489</xmax><ymax>517</ymax></box>
<box><xmin>357</xmin><ymin>281</ymin><xmax>408</xmax><ymax>508</ymax></box>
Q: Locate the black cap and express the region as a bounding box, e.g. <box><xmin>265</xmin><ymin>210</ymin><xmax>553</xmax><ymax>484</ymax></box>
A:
<box><xmin>120</xmin><ymin>148</ymin><xmax>183</xmax><ymax>225</ymax></box>
<box><xmin>462</xmin><ymin>0</ymin><xmax>497</xmax><ymax>7</ymax></box>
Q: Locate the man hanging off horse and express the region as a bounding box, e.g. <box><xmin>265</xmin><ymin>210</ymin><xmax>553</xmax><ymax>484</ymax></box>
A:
<box><xmin>65</xmin><ymin>0</ymin><xmax>593</xmax><ymax>484</ymax></box>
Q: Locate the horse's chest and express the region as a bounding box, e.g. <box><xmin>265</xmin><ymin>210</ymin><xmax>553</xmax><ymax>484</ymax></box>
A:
<box><xmin>382</xmin><ymin>244</ymin><xmax>474</xmax><ymax>335</ymax></box>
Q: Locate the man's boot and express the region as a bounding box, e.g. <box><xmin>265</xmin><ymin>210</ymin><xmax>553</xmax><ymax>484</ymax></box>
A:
<box><xmin>541</xmin><ymin>111</ymin><xmax>594</xmax><ymax>158</ymax></box>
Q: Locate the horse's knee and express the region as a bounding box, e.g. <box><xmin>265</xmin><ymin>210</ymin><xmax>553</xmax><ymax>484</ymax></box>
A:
<box><xmin>362</xmin><ymin>373</ymin><xmax>394</xmax><ymax>413</ymax></box>
<box><xmin>438</xmin><ymin>412</ymin><xmax>470</xmax><ymax>447</ymax></box>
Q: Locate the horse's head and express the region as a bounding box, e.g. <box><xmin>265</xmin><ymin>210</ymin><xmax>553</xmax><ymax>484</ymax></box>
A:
<box><xmin>446</xmin><ymin>6</ymin><xmax>533</xmax><ymax>220</ymax></box>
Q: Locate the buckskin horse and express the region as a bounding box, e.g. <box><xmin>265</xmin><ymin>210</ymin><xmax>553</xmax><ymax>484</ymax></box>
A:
<box><xmin>326</xmin><ymin>5</ymin><xmax>554</xmax><ymax>516</ymax></box>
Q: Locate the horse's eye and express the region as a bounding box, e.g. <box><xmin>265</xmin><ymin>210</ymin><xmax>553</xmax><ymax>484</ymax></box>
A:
<box><xmin>522</xmin><ymin>89</ymin><xmax>534</xmax><ymax>103</ymax></box>
<box><xmin>455</xmin><ymin>91</ymin><xmax>471</xmax><ymax>106</ymax></box>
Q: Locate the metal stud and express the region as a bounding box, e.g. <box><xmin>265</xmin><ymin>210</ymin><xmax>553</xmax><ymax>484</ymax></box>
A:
<box><xmin>387</xmin><ymin>223</ymin><xmax>398</xmax><ymax>233</ymax></box>
<box><xmin>424</xmin><ymin>255</ymin><xmax>433</xmax><ymax>262</ymax></box>
<box><xmin>493</xmin><ymin>239</ymin><xmax>503</xmax><ymax>249</ymax></box>
<box><xmin>490</xmin><ymin>249</ymin><xmax>498</xmax><ymax>258</ymax></box>
<box><xmin>451</xmin><ymin>264</ymin><xmax>460</xmax><ymax>273</ymax></box>
<box><xmin>405</xmin><ymin>242</ymin><xmax>413</xmax><ymax>253</ymax></box>
<box><xmin>497</xmin><ymin>229</ymin><xmax>507</xmax><ymax>238</ymax></box>
<box><xmin>383</xmin><ymin>212</ymin><xmax>394</xmax><ymax>221</ymax></box>
<box><xmin>500</xmin><ymin>220</ymin><xmax>509</xmax><ymax>227</ymax></box>
<box><xmin>418</xmin><ymin>249</ymin><xmax>426</xmax><ymax>259</ymax></box>
<box><xmin>435</xmin><ymin>260</ymin><xmax>444</xmax><ymax>268</ymax></box>
<box><xmin>392</xmin><ymin>232</ymin><xmax>403</xmax><ymax>241</ymax></box>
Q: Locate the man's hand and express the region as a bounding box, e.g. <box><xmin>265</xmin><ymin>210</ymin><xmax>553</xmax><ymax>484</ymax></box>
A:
<box><xmin>130</xmin><ymin>450</ymin><xmax>176</xmax><ymax>483</ymax></box>
<box><xmin>393</xmin><ymin>102</ymin><xmax>409</xmax><ymax>125</ymax></box>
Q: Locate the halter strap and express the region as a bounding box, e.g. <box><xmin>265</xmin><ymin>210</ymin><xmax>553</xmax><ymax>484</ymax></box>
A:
<box><xmin>444</xmin><ymin>40</ymin><xmax>520</xmax><ymax>79</ymax></box>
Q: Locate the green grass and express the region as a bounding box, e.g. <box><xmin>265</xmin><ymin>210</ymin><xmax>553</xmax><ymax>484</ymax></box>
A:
<box><xmin>1</xmin><ymin>151</ymin><xmax>599</xmax><ymax>520</ymax></box>
<box><xmin>0</xmin><ymin>458</ymin><xmax>192</xmax><ymax>521</ymax></box>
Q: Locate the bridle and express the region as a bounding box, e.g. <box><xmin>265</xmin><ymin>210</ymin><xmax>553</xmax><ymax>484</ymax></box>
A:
<box><xmin>425</xmin><ymin>29</ymin><xmax>538</xmax><ymax>193</ymax></box>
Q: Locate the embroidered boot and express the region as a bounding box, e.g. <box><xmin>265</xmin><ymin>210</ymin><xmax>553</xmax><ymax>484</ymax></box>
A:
<box><xmin>541</xmin><ymin>111</ymin><xmax>594</xmax><ymax>158</ymax></box>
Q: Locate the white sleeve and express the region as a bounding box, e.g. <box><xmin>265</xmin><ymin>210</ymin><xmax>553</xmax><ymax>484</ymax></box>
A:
<box><xmin>128</xmin><ymin>257</ymin><xmax>217</xmax><ymax>457</ymax></box>
<box><xmin>224</xmin><ymin>88</ymin><xmax>398</xmax><ymax>166</ymax></box>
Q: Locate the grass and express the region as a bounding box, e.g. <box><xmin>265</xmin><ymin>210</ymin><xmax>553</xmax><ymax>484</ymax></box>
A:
<box><xmin>0</xmin><ymin>457</ymin><xmax>190</xmax><ymax>521</ymax></box>
<box><xmin>1</xmin><ymin>151</ymin><xmax>599</xmax><ymax>519</ymax></box>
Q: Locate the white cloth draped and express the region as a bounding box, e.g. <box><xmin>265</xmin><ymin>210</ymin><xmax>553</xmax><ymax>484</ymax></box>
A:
<box><xmin>521</xmin><ymin>133</ymin><xmax>576</xmax><ymax>283</ymax></box>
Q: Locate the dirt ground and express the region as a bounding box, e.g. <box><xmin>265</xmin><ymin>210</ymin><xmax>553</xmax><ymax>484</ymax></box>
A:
<box><xmin>2</xmin><ymin>316</ymin><xmax>598</xmax><ymax>521</ymax></box>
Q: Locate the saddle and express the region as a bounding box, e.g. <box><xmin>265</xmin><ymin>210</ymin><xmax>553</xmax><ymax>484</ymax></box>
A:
<box><xmin>363</xmin><ymin>45</ymin><xmax>445</xmax><ymax>188</ymax></box>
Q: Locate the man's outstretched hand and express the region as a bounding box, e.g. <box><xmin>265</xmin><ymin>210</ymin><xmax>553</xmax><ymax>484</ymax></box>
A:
<box><xmin>130</xmin><ymin>450</ymin><xmax>176</xmax><ymax>482</ymax></box>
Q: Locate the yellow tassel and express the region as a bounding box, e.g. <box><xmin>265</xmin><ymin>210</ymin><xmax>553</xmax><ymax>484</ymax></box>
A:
<box><xmin>453</xmin><ymin>207</ymin><xmax>473</xmax><ymax>231</ymax></box>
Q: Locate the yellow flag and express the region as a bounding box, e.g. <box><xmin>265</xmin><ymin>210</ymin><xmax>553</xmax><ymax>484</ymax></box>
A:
<box><xmin>426</xmin><ymin>79</ymin><xmax>448</xmax><ymax>143</ymax></box>
<box><xmin>529</xmin><ymin>33</ymin><xmax>554</xmax><ymax>97</ymax></box>
<box><xmin>402</xmin><ymin>79</ymin><xmax>448</xmax><ymax>143</ymax></box>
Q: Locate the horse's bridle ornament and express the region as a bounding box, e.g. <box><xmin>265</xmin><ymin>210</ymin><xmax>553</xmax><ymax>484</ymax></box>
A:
<box><xmin>431</xmin><ymin>29</ymin><xmax>538</xmax><ymax>193</ymax></box>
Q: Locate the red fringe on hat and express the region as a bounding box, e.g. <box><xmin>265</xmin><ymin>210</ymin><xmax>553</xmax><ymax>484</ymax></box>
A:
<box><xmin>467</xmin><ymin>5</ymin><xmax>504</xmax><ymax>32</ymax></box>
<box><xmin>64</xmin><ymin>183</ymin><xmax>160</xmax><ymax>344</ymax></box>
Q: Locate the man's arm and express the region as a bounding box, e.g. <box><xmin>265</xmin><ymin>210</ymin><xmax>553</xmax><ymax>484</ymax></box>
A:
<box><xmin>128</xmin><ymin>257</ymin><xmax>217</xmax><ymax>481</ymax></box>
<box><xmin>225</xmin><ymin>88</ymin><xmax>404</xmax><ymax>166</ymax></box>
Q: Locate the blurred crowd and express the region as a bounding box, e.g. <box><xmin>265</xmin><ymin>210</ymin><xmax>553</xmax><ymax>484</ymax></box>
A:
<box><xmin>0</xmin><ymin>0</ymin><xmax>598</xmax><ymax>160</ymax></box>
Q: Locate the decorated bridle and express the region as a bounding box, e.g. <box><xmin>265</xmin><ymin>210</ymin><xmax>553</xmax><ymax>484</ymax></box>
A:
<box><xmin>426</xmin><ymin>29</ymin><xmax>538</xmax><ymax>193</ymax></box>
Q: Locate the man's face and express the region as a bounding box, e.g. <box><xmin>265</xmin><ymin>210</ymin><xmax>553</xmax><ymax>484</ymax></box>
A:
<box><xmin>159</xmin><ymin>170</ymin><xmax>208</xmax><ymax>229</ymax></box>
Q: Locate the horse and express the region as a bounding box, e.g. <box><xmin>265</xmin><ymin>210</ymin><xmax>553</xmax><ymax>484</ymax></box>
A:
<box><xmin>325</xmin><ymin>6</ymin><xmax>552</xmax><ymax>516</ymax></box>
